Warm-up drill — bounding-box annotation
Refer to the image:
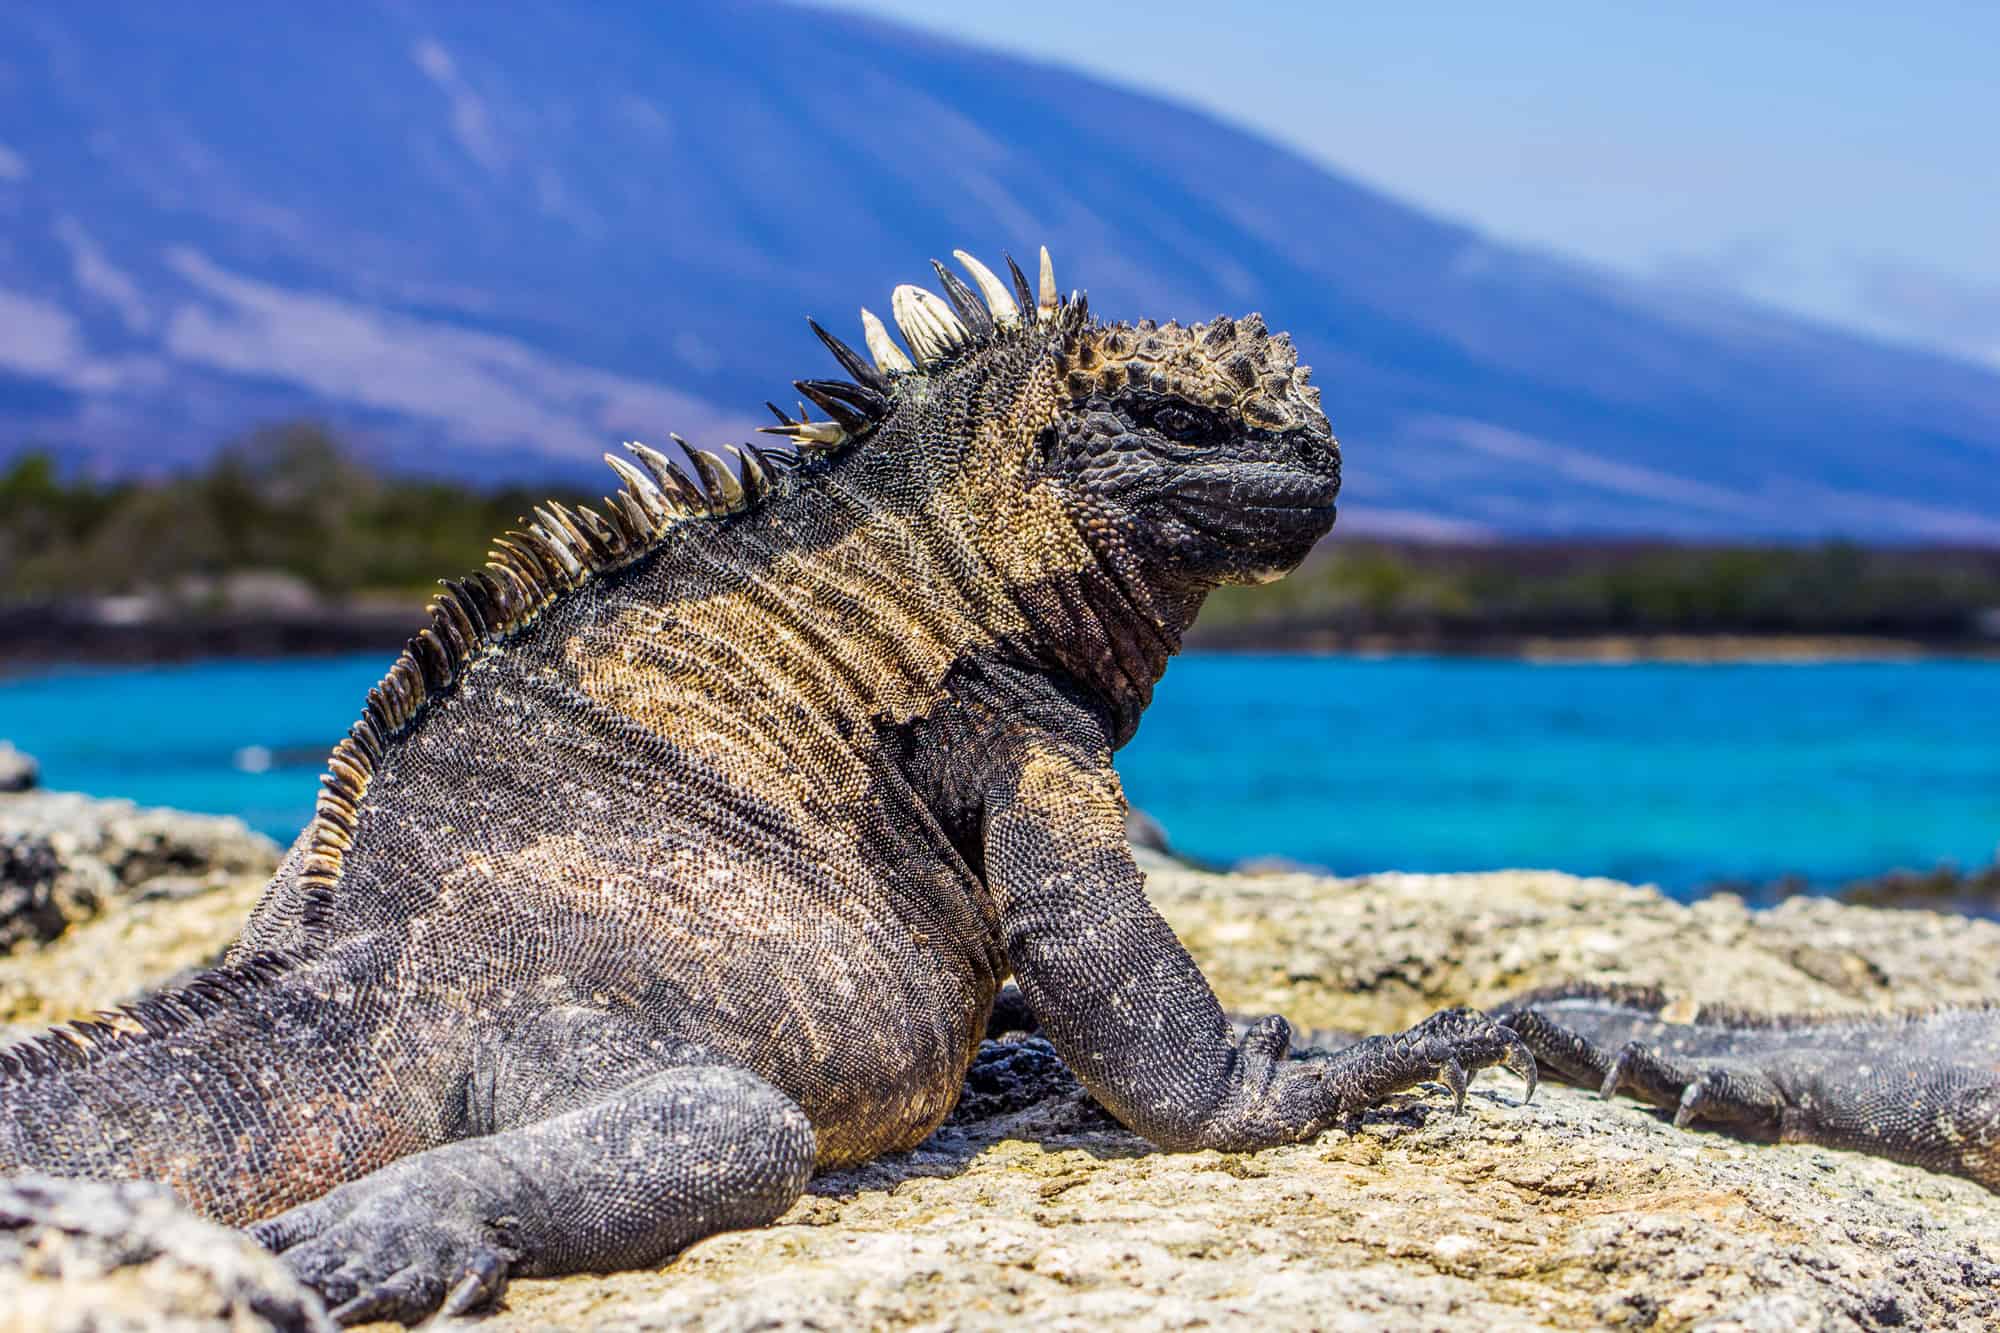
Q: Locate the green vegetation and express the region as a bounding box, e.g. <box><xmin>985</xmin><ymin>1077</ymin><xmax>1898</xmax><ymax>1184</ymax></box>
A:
<box><xmin>6</xmin><ymin>426</ymin><xmax>1999</xmax><ymax>647</ymax></box>
<box><xmin>1198</xmin><ymin>539</ymin><xmax>2000</xmax><ymax>645</ymax></box>
<box><xmin>0</xmin><ymin>424</ymin><xmax>587</xmax><ymax>603</ymax></box>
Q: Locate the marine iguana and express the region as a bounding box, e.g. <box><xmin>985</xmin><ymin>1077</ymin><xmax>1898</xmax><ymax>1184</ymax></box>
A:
<box><xmin>0</xmin><ymin>246</ymin><xmax>1538</xmax><ymax>1324</ymax></box>
<box><xmin>1497</xmin><ymin>985</ymin><xmax>2000</xmax><ymax>1191</ymax></box>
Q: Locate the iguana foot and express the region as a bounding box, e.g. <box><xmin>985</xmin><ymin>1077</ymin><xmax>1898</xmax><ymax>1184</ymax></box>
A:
<box><xmin>1595</xmin><ymin>1039</ymin><xmax>1787</xmax><ymax>1130</ymax></box>
<box><xmin>252</xmin><ymin>1063</ymin><xmax>814</xmax><ymax>1324</ymax></box>
<box><xmin>251</xmin><ymin>1140</ymin><xmax>525</xmax><ymax>1324</ymax></box>
<box><xmin>1310</xmin><ymin>1007</ymin><xmax>1539</xmax><ymax>1124</ymax></box>
<box><xmin>1203</xmin><ymin>1008</ymin><xmax>1536</xmax><ymax>1150</ymax></box>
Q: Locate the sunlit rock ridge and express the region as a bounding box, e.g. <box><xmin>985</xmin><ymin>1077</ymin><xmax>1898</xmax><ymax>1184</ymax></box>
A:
<box><xmin>3</xmin><ymin>2</ymin><xmax>1998</xmax><ymax>539</ymax></box>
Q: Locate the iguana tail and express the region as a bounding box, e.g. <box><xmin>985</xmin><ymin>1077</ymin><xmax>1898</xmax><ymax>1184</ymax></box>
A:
<box><xmin>0</xmin><ymin>949</ymin><xmax>466</xmax><ymax>1224</ymax></box>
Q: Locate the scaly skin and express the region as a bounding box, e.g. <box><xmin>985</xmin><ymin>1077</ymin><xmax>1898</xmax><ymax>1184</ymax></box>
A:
<box><xmin>0</xmin><ymin>246</ymin><xmax>1534</xmax><ymax>1324</ymax></box>
<box><xmin>1496</xmin><ymin>984</ymin><xmax>2000</xmax><ymax>1190</ymax></box>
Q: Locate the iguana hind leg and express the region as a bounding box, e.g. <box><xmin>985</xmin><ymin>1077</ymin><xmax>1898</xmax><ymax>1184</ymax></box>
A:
<box><xmin>1497</xmin><ymin>984</ymin><xmax>2000</xmax><ymax>1190</ymax></box>
<box><xmin>252</xmin><ymin>1008</ymin><xmax>814</xmax><ymax>1325</ymax></box>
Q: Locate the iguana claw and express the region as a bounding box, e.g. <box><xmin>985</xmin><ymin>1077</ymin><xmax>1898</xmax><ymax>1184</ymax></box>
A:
<box><xmin>251</xmin><ymin>1142</ymin><xmax>523</xmax><ymax>1325</ymax></box>
<box><xmin>442</xmin><ymin>1250</ymin><xmax>511</xmax><ymax>1318</ymax></box>
<box><xmin>1439</xmin><ymin>1055</ymin><xmax>1470</xmax><ymax>1113</ymax></box>
<box><xmin>1330</xmin><ymin>1007</ymin><xmax>1539</xmax><ymax>1123</ymax></box>
<box><xmin>1501</xmin><ymin>1027</ymin><xmax>1539</xmax><ymax>1104</ymax></box>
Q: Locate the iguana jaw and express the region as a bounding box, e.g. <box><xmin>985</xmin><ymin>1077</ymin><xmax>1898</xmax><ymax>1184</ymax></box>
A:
<box><xmin>1184</xmin><ymin>505</ymin><xmax>1338</xmax><ymax>586</ymax></box>
<box><xmin>1232</xmin><ymin>493</ymin><xmax>1341</xmax><ymax>585</ymax></box>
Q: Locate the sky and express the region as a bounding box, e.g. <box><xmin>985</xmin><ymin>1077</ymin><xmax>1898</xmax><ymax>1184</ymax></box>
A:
<box><xmin>832</xmin><ymin>1</ymin><xmax>2000</xmax><ymax>369</ymax></box>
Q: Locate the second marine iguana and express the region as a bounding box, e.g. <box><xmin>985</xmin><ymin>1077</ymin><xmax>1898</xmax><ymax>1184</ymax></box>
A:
<box><xmin>0</xmin><ymin>246</ymin><xmax>1538</xmax><ymax>1323</ymax></box>
<box><xmin>1496</xmin><ymin>985</ymin><xmax>2000</xmax><ymax>1191</ymax></box>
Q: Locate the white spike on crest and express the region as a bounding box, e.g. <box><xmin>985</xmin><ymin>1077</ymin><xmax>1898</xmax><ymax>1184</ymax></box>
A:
<box><xmin>1037</xmin><ymin>246</ymin><xmax>1058</xmax><ymax>321</ymax></box>
<box><xmin>891</xmin><ymin>284</ymin><xmax>968</xmax><ymax>365</ymax></box>
<box><xmin>604</xmin><ymin>453</ymin><xmax>669</xmax><ymax>525</ymax></box>
<box><xmin>687</xmin><ymin>448</ymin><xmax>746</xmax><ymax>512</ymax></box>
<box><xmin>624</xmin><ymin>440</ymin><xmax>691</xmax><ymax>506</ymax></box>
<box><xmin>760</xmin><ymin>417</ymin><xmax>847</xmax><ymax>448</ymax></box>
<box><xmin>952</xmin><ymin>249</ymin><xmax>1021</xmax><ymax>327</ymax></box>
<box><xmin>529</xmin><ymin>508</ymin><xmax>586</xmax><ymax>576</ymax></box>
<box><xmin>858</xmin><ymin>308</ymin><xmax>915</xmax><ymax>374</ymax></box>
<box><xmin>665</xmin><ymin>433</ymin><xmax>721</xmax><ymax>516</ymax></box>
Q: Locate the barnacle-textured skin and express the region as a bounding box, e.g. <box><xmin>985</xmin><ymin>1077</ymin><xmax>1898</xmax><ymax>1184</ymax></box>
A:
<box><xmin>0</xmin><ymin>247</ymin><xmax>1538</xmax><ymax>1324</ymax></box>
<box><xmin>1496</xmin><ymin>985</ymin><xmax>2000</xmax><ymax>1190</ymax></box>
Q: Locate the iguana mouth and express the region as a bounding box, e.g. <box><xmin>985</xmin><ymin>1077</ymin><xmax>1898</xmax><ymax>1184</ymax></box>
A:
<box><xmin>1172</xmin><ymin>468</ymin><xmax>1339</xmax><ymax>537</ymax></box>
<box><xmin>1243</xmin><ymin>494</ymin><xmax>1339</xmax><ymax>516</ymax></box>
<box><xmin>1172</xmin><ymin>465</ymin><xmax>1337</xmax><ymax>507</ymax></box>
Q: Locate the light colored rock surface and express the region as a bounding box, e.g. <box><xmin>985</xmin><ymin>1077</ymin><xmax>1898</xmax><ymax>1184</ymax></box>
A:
<box><xmin>0</xmin><ymin>790</ymin><xmax>278</xmax><ymax>915</ymax></box>
<box><xmin>498</xmin><ymin>1047</ymin><xmax>2000</xmax><ymax>1332</ymax></box>
<box><xmin>1142</xmin><ymin>858</ymin><xmax>2000</xmax><ymax>1033</ymax></box>
<box><xmin>2</xmin><ymin>805</ymin><xmax>1997</xmax><ymax>1331</ymax></box>
<box><xmin>0</xmin><ymin>790</ymin><xmax>277</xmax><ymax>1030</ymax></box>
<box><xmin>0</xmin><ymin>743</ymin><xmax>37</xmax><ymax>793</ymax></box>
<box><xmin>0</xmin><ymin>1176</ymin><xmax>328</xmax><ymax>1333</ymax></box>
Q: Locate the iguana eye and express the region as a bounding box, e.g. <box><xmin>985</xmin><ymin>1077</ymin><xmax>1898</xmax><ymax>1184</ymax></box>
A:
<box><xmin>1151</xmin><ymin>406</ymin><xmax>1205</xmax><ymax>440</ymax></box>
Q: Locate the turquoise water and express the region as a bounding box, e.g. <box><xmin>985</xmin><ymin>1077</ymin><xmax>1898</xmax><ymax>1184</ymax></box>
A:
<box><xmin>2</xmin><ymin>654</ymin><xmax>1996</xmax><ymax>897</ymax></box>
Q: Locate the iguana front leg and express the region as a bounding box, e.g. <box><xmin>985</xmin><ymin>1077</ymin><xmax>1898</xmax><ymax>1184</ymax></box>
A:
<box><xmin>252</xmin><ymin>1008</ymin><xmax>814</xmax><ymax>1324</ymax></box>
<box><xmin>982</xmin><ymin>725</ymin><xmax>1534</xmax><ymax>1151</ymax></box>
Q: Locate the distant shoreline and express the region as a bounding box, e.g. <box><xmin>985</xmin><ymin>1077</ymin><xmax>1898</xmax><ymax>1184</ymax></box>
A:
<box><xmin>0</xmin><ymin>602</ymin><xmax>416</xmax><ymax>671</ymax></box>
<box><xmin>4</xmin><ymin>601</ymin><xmax>1998</xmax><ymax>670</ymax></box>
<box><xmin>1187</xmin><ymin>626</ymin><xmax>2000</xmax><ymax>663</ymax></box>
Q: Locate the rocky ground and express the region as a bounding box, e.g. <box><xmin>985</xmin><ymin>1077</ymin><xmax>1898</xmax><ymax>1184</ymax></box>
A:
<box><xmin>0</xmin><ymin>788</ymin><xmax>277</xmax><ymax>1037</ymax></box>
<box><xmin>2</xmin><ymin>787</ymin><xmax>1997</xmax><ymax>1331</ymax></box>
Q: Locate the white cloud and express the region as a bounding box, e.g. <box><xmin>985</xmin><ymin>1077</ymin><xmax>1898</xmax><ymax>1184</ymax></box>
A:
<box><xmin>1418</xmin><ymin>415</ymin><xmax>1780</xmax><ymax>519</ymax></box>
<box><xmin>615</xmin><ymin>96</ymin><xmax>672</xmax><ymax>139</ymax></box>
<box><xmin>0</xmin><ymin>144</ymin><xmax>25</xmax><ymax>182</ymax></box>
<box><xmin>1784</xmin><ymin>485</ymin><xmax>2000</xmax><ymax>544</ymax></box>
<box><xmin>1852</xmin><ymin>260</ymin><xmax>2000</xmax><ymax>372</ymax></box>
<box><xmin>1415</xmin><ymin>413</ymin><xmax>2000</xmax><ymax>541</ymax></box>
<box><xmin>672</xmin><ymin>331</ymin><xmax>721</xmax><ymax>374</ymax></box>
<box><xmin>0</xmin><ymin>288</ymin><xmax>154</xmax><ymax>392</ymax></box>
<box><xmin>1336</xmin><ymin>506</ymin><xmax>1496</xmax><ymax>542</ymax></box>
<box><xmin>53</xmin><ymin>218</ymin><xmax>153</xmax><ymax>332</ymax></box>
<box><xmin>532</xmin><ymin>165</ymin><xmax>602</xmax><ymax>236</ymax></box>
<box><xmin>158</xmin><ymin>248</ymin><xmax>751</xmax><ymax>460</ymax></box>
<box><xmin>410</xmin><ymin>39</ymin><xmax>507</xmax><ymax>174</ymax></box>
<box><xmin>1650</xmin><ymin>235</ymin><xmax>1796</xmax><ymax>299</ymax></box>
<box><xmin>0</xmin><ymin>290</ymin><xmax>89</xmax><ymax>379</ymax></box>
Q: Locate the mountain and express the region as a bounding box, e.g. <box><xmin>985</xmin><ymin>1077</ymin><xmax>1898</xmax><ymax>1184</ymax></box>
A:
<box><xmin>3</xmin><ymin>2</ymin><xmax>1998</xmax><ymax>540</ymax></box>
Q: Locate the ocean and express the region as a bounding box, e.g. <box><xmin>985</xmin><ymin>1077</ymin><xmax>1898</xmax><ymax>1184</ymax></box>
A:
<box><xmin>2</xmin><ymin>653</ymin><xmax>1995</xmax><ymax>898</ymax></box>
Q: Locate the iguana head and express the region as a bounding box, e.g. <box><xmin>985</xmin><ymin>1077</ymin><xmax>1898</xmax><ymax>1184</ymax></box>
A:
<box><xmin>1029</xmin><ymin>300</ymin><xmax>1339</xmax><ymax>594</ymax></box>
<box><xmin>776</xmin><ymin>246</ymin><xmax>1339</xmax><ymax>634</ymax></box>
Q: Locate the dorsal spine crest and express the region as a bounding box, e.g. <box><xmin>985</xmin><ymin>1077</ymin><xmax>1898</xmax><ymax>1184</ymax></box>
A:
<box><xmin>292</xmin><ymin>247</ymin><xmax>1074</xmax><ymax>922</ymax></box>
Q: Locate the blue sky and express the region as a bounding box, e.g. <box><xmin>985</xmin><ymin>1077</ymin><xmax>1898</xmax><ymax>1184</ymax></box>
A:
<box><xmin>833</xmin><ymin>1</ymin><xmax>2000</xmax><ymax>369</ymax></box>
